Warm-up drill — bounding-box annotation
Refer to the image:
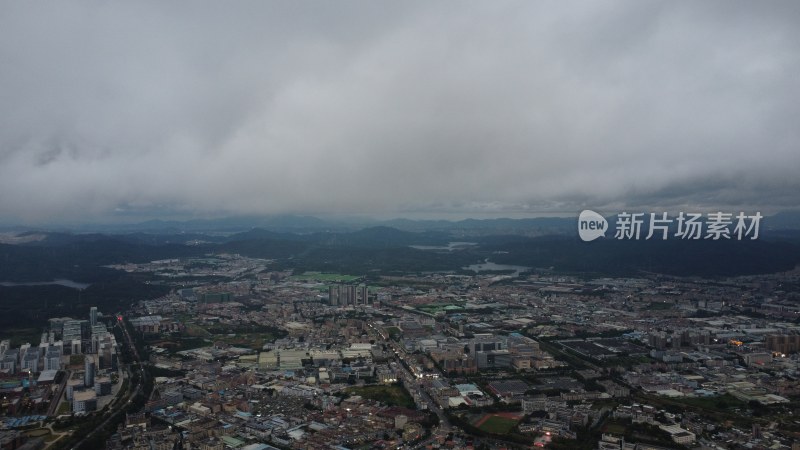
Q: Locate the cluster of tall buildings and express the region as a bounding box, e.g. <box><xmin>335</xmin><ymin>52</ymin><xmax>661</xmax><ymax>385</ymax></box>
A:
<box><xmin>647</xmin><ymin>330</ymin><xmax>714</xmax><ymax>350</ymax></box>
<box><xmin>765</xmin><ymin>334</ymin><xmax>800</xmax><ymax>354</ymax></box>
<box><xmin>0</xmin><ymin>340</ymin><xmax>65</xmax><ymax>374</ymax></box>
<box><xmin>0</xmin><ymin>306</ymin><xmax>117</xmax><ymax>376</ymax></box>
<box><xmin>425</xmin><ymin>333</ymin><xmax>547</xmax><ymax>374</ymax></box>
<box><xmin>328</xmin><ymin>284</ymin><xmax>371</xmax><ymax>306</ymax></box>
<box><xmin>66</xmin><ymin>354</ymin><xmax>112</xmax><ymax>413</ymax></box>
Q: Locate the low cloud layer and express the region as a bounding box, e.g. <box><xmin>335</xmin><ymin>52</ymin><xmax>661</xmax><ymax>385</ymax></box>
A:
<box><xmin>1</xmin><ymin>1</ymin><xmax>798</xmax><ymax>223</ymax></box>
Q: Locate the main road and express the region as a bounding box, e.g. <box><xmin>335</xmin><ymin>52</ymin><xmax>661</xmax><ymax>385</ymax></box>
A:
<box><xmin>46</xmin><ymin>369</ymin><xmax>70</xmax><ymax>416</ymax></box>
<box><xmin>69</xmin><ymin>319</ymin><xmax>145</xmax><ymax>450</ymax></box>
<box><xmin>365</xmin><ymin>321</ymin><xmax>454</xmax><ymax>439</ymax></box>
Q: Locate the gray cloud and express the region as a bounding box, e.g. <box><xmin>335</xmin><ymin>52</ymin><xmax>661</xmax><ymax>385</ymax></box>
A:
<box><xmin>1</xmin><ymin>1</ymin><xmax>798</xmax><ymax>223</ymax></box>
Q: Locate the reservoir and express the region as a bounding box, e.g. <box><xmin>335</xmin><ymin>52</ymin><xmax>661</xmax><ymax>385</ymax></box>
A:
<box><xmin>0</xmin><ymin>279</ymin><xmax>91</xmax><ymax>289</ymax></box>
<box><xmin>463</xmin><ymin>261</ymin><xmax>530</xmax><ymax>276</ymax></box>
<box><xmin>410</xmin><ymin>242</ymin><xmax>477</xmax><ymax>251</ymax></box>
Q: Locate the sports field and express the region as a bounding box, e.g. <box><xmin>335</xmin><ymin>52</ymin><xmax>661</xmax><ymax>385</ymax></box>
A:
<box><xmin>474</xmin><ymin>412</ymin><xmax>521</xmax><ymax>434</ymax></box>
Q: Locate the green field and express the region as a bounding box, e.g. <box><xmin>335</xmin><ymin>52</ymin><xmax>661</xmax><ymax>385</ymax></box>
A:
<box><xmin>345</xmin><ymin>384</ymin><xmax>415</xmax><ymax>408</ymax></box>
<box><xmin>24</xmin><ymin>428</ymin><xmax>50</xmax><ymax>438</ymax></box>
<box><xmin>477</xmin><ymin>415</ymin><xmax>519</xmax><ymax>434</ymax></box>
<box><xmin>672</xmin><ymin>393</ymin><xmax>747</xmax><ymax>410</ymax></box>
<box><xmin>289</xmin><ymin>272</ymin><xmax>361</xmax><ymax>282</ymax></box>
<box><xmin>213</xmin><ymin>333</ymin><xmax>275</xmax><ymax>350</ymax></box>
<box><xmin>154</xmin><ymin>322</ymin><xmax>285</xmax><ymax>352</ymax></box>
<box><xmin>416</xmin><ymin>303</ymin><xmax>463</xmax><ymax>314</ymax></box>
<box><xmin>185</xmin><ymin>323</ymin><xmax>211</xmax><ymax>337</ymax></box>
<box><xmin>57</xmin><ymin>401</ymin><xmax>71</xmax><ymax>415</ymax></box>
<box><xmin>384</xmin><ymin>326</ymin><xmax>402</xmax><ymax>339</ymax></box>
<box><xmin>151</xmin><ymin>337</ymin><xmax>209</xmax><ymax>353</ymax></box>
<box><xmin>646</xmin><ymin>302</ymin><xmax>674</xmax><ymax>310</ymax></box>
<box><xmin>604</xmin><ymin>423</ymin><xmax>626</xmax><ymax>434</ymax></box>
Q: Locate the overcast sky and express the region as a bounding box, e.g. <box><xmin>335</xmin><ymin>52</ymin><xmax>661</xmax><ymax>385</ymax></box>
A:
<box><xmin>1</xmin><ymin>1</ymin><xmax>798</xmax><ymax>224</ymax></box>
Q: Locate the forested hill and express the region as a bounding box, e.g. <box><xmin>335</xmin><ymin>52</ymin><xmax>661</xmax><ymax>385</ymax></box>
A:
<box><xmin>1</xmin><ymin>225</ymin><xmax>798</xmax><ymax>282</ymax></box>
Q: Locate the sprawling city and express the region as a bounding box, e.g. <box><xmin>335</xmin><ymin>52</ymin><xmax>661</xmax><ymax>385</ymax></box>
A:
<box><xmin>1</xmin><ymin>1</ymin><xmax>799</xmax><ymax>449</ymax></box>
<box><xmin>1</xmin><ymin>237</ymin><xmax>799</xmax><ymax>449</ymax></box>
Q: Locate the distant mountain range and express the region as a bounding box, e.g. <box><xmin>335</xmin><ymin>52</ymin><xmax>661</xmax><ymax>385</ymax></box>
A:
<box><xmin>57</xmin><ymin>214</ymin><xmax>578</xmax><ymax>236</ymax></box>
<box><xmin>5</xmin><ymin>210</ymin><xmax>798</xmax><ymax>237</ymax></box>
<box><xmin>0</xmin><ymin>217</ymin><xmax>797</xmax><ymax>282</ymax></box>
<box><xmin>0</xmin><ymin>209</ymin><xmax>799</xmax><ymax>291</ymax></box>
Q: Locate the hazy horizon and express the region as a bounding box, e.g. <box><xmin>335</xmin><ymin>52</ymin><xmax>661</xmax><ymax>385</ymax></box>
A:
<box><xmin>2</xmin><ymin>1</ymin><xmax>798</xmax><ymax>224</ymax></box>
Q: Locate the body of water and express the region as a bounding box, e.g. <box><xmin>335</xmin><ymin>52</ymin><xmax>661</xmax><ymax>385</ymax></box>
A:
<box><xmin>463</xmin><ymin>261</ymin><xmax>530</xmax><ymax>276</ymax></box>
<box><xmin>410</xmin><ymin>241</ymin><xmax>477</xmax><ymax>251</ymax></box>
<box><xmin>0</xmin><ymin>279</ymin><xmax>91</xmax><ymax>289</ymax></box>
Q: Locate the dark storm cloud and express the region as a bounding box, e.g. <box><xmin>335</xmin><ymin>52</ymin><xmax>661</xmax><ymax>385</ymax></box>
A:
<box><xmin>0</xmin><ymin>1</ymin><xmax>798</xmax><ymax>222</ymax></box>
